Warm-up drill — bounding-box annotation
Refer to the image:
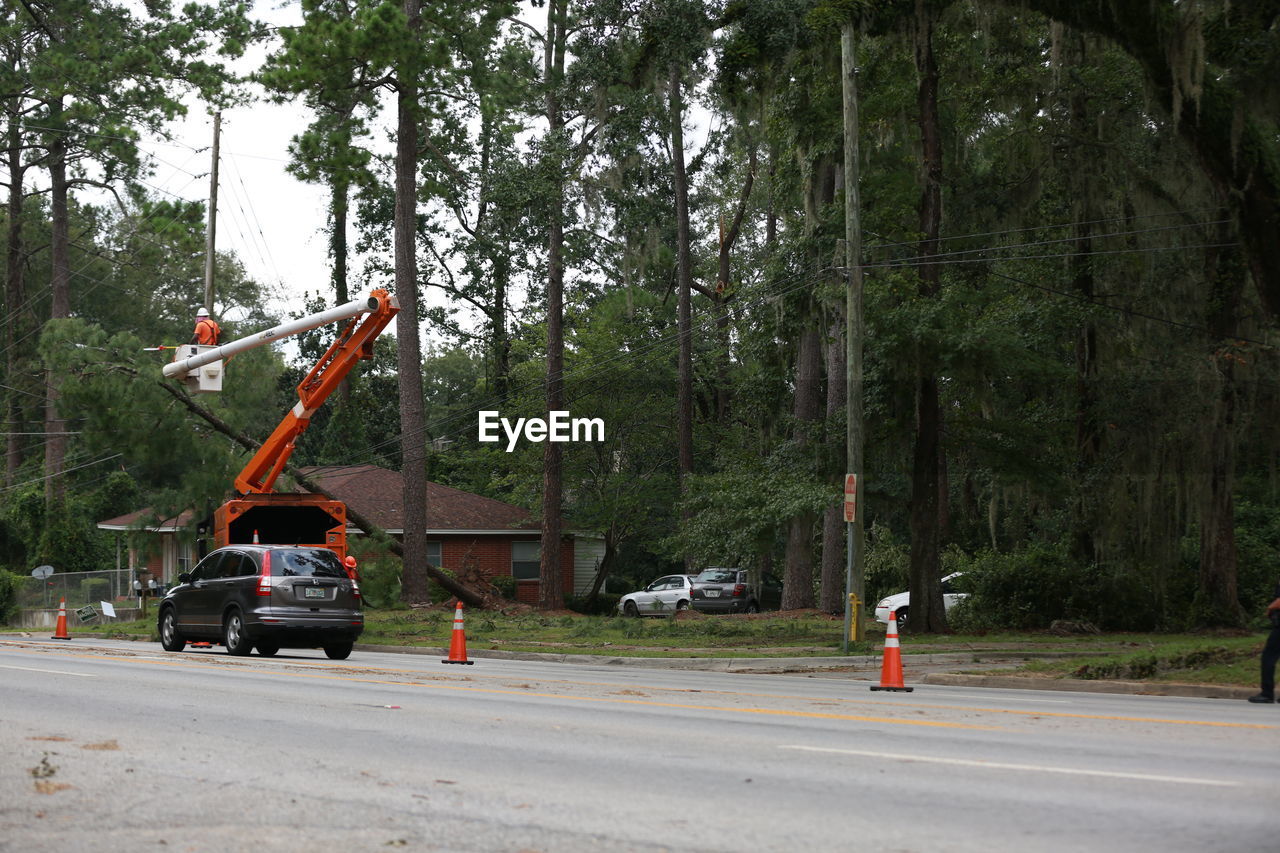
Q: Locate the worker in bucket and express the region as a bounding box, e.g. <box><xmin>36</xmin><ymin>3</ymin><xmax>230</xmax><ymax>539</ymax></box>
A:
<box><xmin>191</xmin><ymin>306</ymin><xmax>221</xmax><ymax>346</ymax></box>
<box><xmin>344</xmin><ymin>555</ymin><xmax>360</xmax><ymax>581</ymax></box>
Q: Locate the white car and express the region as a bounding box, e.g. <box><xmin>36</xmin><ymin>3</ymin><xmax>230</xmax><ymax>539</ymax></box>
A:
<box><xmin>873</xmin><ymin>572</ymin><xmax>967</xmax><ymax>631</ymax></box>
<box><xmin>617</xmin><ymin>574</ymin><xmax>697</xmax><ymax>617</ymax></box>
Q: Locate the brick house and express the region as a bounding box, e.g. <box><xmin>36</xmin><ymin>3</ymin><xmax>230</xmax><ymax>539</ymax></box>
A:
<box><xmin>97</xmin><ymin>464</ymin><xmax>604</xmax><ymax>605</ymax></box>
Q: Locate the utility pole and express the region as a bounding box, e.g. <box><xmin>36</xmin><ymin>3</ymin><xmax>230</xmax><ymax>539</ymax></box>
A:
<box><xmin>841</xmin><ymin>21</ymin><xmax>866</xmax><ymax>649</ymax></box>
<box><xmin>203</xmin><ymin>111</ymin><xmax>221</xmax><ymax>312</ymax></box>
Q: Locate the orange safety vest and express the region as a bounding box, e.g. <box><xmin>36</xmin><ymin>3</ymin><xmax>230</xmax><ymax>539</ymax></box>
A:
<box><xmin>194</xmin><ymin>318</ymin><xmax>220</xmax><ymax>345</ymax></box>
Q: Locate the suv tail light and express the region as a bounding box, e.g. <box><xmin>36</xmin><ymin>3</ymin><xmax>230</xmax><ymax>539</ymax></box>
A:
<box><xmin>732</xmin><ymin>583</ymin><xmax>746</xmax><ymax>597</ymax></box>
<box><xmin>351</xmin><ymin>579</ymin><xmax>361</xmax><ymax>599</ymax></box>
<box><xmin>256</xmin><ymin>551</ymin><xmax>272</xmax><ymax>596</ymax></box>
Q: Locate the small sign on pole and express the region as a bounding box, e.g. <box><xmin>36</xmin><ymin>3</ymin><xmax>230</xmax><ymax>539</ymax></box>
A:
<box><xmin>843</xmin><ymin>473</ymin><xmax>858</xmax><ymax>523</ymax></box>
<box><xmin>75</xmin><ymin>605</ymin><xmax>97</xmax><ymax>624</ymax></box>
<box><xmin>100</xmin><ymin>601</ymin><xmax>116</xmax><ymax>618</ymax></box>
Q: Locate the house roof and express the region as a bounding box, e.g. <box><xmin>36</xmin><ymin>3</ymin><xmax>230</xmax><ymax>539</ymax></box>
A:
<box><xmin>97</xmin><ymin>508</ymin><xmax>195</xmax><ymax>532</ymax></box>
<box><xmin>299</xmin><ymin>464</ymin><xmax>536</xmax><ymax>534</ymax></box>
<box><xmin>96</xmin><ymin>465</ymin><xmax>538</xmax><ymax>536</ymax></box>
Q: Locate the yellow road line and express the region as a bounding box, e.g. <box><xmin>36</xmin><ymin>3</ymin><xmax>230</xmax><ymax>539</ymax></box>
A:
<box><xmin>0</xmin><ymin>642</ymin><xmax>993</xmax><ymax>730</ymax></box>
<box><xmin>4</xmin><ymin>640</ymin><xmax>1271</xmax><ymax>730</ymax></box>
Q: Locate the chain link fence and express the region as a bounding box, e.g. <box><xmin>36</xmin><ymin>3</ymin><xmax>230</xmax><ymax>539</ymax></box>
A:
<box><xmin>17</xmin><ymin>569</ymin><xmax>139</xmax><ymax>611</ymax></box>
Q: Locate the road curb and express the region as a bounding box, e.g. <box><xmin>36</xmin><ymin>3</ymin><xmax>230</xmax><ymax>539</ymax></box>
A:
<box><xmin>921</xmin><ymin>672</ymin><xmax>1257</xmax><ymax>700</ymax></box>
<box><xmin>353</xmin><ymin>643</ymin><xmax>878</xmax><ymax>671</ymax></box>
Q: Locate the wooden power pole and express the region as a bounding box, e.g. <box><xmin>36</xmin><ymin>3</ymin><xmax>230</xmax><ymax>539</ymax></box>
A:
<box><xmin>841</xmin><ymin>22</ymin><xmax>866</xmax><ymax>648</ymax></box>
<box><xmin>203</xmin><ymin>111</ymin><xmax>221</xmax><ymax>312</ymax></box>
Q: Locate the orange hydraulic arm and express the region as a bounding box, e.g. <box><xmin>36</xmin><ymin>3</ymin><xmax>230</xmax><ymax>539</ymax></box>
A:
<box><xmin>234</xmin><ymin>289</ymin><xmax>399</xmax><ymax>495</ymax></box>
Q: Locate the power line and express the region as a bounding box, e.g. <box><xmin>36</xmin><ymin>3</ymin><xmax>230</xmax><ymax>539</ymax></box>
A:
<box><xmin>862</xmin><ymin>241</ymin><xmax>1239</xmax><ymax>271</ymax></box>
<box><xmin>0</xmin><ymin>451</ymin><xmax>122</xmax><ymax>495</ymax></box>
<box><xmin>864</xmin><ymin>206</ymin><xmax>1224</xmax><ymax>252</ymax></box>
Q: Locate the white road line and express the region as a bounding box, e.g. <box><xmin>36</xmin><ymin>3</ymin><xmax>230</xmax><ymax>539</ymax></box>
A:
<box><xmin>780</xmin><ymin>745</ymin><xmax>1241</xmax><ymax>787</ymax></box>
<box><xmin>924</xmin><ymin>692</ymin><xmax>1069</xmax><ymax>704</ymax></box>
<box><xmin>0</xmin><ymin>663</ymin><xmax>96</xmax><ymax>677</ymax></box>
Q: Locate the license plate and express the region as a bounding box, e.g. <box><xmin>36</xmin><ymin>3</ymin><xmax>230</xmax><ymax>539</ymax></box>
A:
<box><xmin>705</xmin><ymin>589</ymin><xmax>721</xmax><ymax>598</ymax></box>
<box><xmin>303</xmin><ymin>587</ymin><xmax>327</xmax><ymax>600</ymax></box>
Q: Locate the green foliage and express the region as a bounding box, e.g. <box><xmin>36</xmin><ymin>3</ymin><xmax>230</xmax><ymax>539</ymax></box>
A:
<box><xmin>80</xmin><ymin>577</ymin><xmax>110</xmax><ymax>604</ymax></box>
<box><xmin>490</xmin><ymin>575</ymin><xmax>517</xmax><ymax>600</ymax></box>
<box><xmin>1229</xmin><ymin>499</ymin><xmax>1280</xmax><ymax>612</ymax></box>
<box><xmin>0</xmin><ymin>570</ymin><xmax>19</xmax><ymax>625</ymax></box>
<box><xmin>40</xmin><ymin>317</ymin><xmax>282</xmax><ymax>517</ymax></box>
<box><xmin>669</xmin><ymin>443</ymin><xmax>836</xmax><ymax>568</ymax></box>
<box><xmin>349</xmin><ymin>539</ymin><xmax>404</xmax><ymax>610</ymax></box>
<box><xmin>426</xmin><ymin>565</ymin><xmax>458</xmax><ymax>606</ymax></box>
<box><xmin>946</xmin><ymin>546</ymin><xmax>1166</xmax><ymax>632</ymax></box>
<box><xmin>566</xmin><ymin>592</ymin><xmax>621</xmax><ymax>616</ymax></box>
<box><xmin>863</xmin><ymin>523</ymin><xmax>909</xmax><ymax>607</ymax></box>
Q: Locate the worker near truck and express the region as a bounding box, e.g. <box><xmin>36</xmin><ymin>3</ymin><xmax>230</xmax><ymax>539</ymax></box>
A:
<box><xmin>191</xmin><ymin>306</ymin><xmax>221</xmax><ymax>345</ymax></box>
<box><xmin>344</xmin><ymin>555</ymin><xmax>360</xmax><ymax>581</ymax></box>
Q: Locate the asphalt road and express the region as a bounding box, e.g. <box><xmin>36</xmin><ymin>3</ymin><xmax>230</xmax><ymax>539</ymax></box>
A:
<box><xmin>1</xmin><ymin>637</ymin><xmax>1276</xmax><ymax>852</ymax></box>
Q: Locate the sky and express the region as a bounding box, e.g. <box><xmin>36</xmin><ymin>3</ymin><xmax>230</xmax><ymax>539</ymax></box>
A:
<box><xmin>144</xmin><ymin>105</ymin><xmax>333</xmax><ymax>322</ymax></box>
<box><xmin>138</xmin><ymin>1</ymin><xmax>335</xmax><ymax>327</ymax></box>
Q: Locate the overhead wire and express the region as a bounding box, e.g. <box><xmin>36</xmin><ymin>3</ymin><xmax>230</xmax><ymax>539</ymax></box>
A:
<box><xmin>864</xmin><ymin>205</ymin><xmax>1225</xmax><ymax>252</ymax></box>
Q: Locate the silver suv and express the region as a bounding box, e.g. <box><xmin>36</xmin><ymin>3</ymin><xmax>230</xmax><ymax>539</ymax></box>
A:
<box><xmin>689</xmin><ymin>568</ymin><xmax>782</xmax><ymax>614</ymax></box>
<box><xmin>157</xmin><ymin>545</ymin><xmax>362</xmax><ymax>660</ymax></box>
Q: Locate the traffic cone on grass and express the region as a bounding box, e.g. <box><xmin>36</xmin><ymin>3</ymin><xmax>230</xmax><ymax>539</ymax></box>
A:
<box><xmin>51</xmin><ymin>597</ymin><xmax>70</xmax><ymax>640</ymax></box>
<box><xmin>442</xmin><ymin>601</ymin><xmax>473</xmax><ymax>665</ymax></box>
<box><xmin>870</xmin><ymin>609</ymin><xmax>912</xmax><ymax>692</ymax></box>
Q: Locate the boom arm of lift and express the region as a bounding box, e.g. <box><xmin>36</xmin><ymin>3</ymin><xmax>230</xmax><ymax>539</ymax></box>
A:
<box><xmin>232</xmin><ymin>289</ymin><xmax>399</xmax><ymax>495</ymax></box>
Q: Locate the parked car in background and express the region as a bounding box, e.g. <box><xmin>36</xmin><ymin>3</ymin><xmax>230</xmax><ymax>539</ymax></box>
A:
<box><xmin>617</xmin><ymin>574</ymin><xmax>697</xmax><ymax>617</ymax></box>
<box><xmin>157</xmin><ymin>544</ymin><xmax>363</xmax><ymax>659</ymax></box>
<box><xmin>689</xmin><ymin>568</ymin><xmax>782</xmax><ymax>614</ymax></box>
<box><xmin>873</xmin><ymin>571</ymin><xmax>967</xmax><ymax>631</ymax></box>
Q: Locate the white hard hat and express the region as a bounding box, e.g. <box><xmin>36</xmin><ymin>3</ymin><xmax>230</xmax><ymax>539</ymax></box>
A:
<box><xmin>196</xmin><ymin>306</ymin><xmax>209</xmax><ymax>317</ymax></box>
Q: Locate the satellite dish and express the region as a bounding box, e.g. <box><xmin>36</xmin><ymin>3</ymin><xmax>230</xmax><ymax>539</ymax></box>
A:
<box><xmin>31</xmin><ymin>565</ymin><xmax>54</xmax><ymax>580</ymax></box>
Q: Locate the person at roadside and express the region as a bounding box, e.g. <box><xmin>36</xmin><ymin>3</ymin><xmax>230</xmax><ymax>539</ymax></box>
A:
<box><xmin>344</xmin><ymin>555</ymin><xmax>360</xmax><ymax>582</ymax></box>
<box><xmin>190</xmin><ymin>306</ymin><xmax>220</xmax><ymax>346</ymax></box>
<box><xmin>1249</xmin><ymin>579</ymin><xmax>1280</xmax><ymax>703</ymax></box>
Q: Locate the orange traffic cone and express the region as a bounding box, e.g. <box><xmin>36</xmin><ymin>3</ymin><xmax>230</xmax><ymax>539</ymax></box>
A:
<box><xmin>870</xmin><ymin>609</ymin><xmax>912</xmax><ymax>692</ymax></box>
<box><xmin>442</xmin><ymin>601</ymin><xmax>473</xmax><ymax>665</ymax></box>
<box><xmin>51</xmin><ymin>597</ymin><xmax>70</xmax><ymax>640</ymax></box>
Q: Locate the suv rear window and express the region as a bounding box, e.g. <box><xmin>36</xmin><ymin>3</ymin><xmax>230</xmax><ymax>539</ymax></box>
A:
<box><xmin>271</xmin><ymin>549</ymin><xmax>345</xmax><ymax>578</ymax></box>
<box><xmin>695</xmin><ymin>569</ymin><xmax>740</xmax><ymax>583</ymax></box>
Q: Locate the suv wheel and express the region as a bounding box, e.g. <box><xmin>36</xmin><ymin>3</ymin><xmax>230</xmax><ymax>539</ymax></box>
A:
<box><xmin>744</xmin><ymin>601</ymin><xmax>759</xmax><ymax>614</ymax></box>
<box><xmin>324</xmin><ymin>642</ymin><xmax>353</xmax><ymax>660</ymax></box>
<box><xmin>159</xmin><ymin>608</ymin><xmax>185</xmax><ymax>652</ymax></box>
<box><xmin>223</xmin><ymin>610</ymin><xmax>253</xmax><ymax>656</ymax></box>
<box><xmin>256</xmin><ymin>643</ymin><xmax>279</xmax><ymax>657</ymax></box>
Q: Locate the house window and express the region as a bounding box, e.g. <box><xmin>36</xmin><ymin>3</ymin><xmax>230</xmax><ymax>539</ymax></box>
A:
<box><xmin>511</xmin><ymin>541</ymin><xmax>540</xmax><ymax>580</ymax></box>
<box><xmin>426</xmin><ymin>541</ymin><xmax>442</xmax><ymax>567</ymax></box>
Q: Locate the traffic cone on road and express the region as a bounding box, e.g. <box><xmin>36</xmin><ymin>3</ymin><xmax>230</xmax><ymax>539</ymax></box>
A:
<box><xmin>441</xmin><ymin>601</ymin><xmax>473</xmax><ymax>665</ymax></box>
<box><xmin>870</xmin><ymin>609</ymin><xmax>912</xmax><ymax>692</ymax></box>
<box><xmin>51</xmin><ymin>597</ymin><xmax>70</xmax><ymax>640</ymax></box>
